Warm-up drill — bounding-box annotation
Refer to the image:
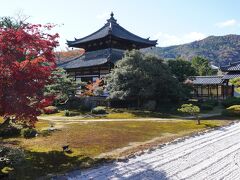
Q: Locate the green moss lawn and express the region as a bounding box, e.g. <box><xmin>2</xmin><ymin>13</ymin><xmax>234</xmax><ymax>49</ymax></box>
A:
<box><xmin>1</xmin><ymin>118</ymin><xmax>232</xmax><ymax>179</ymax></box>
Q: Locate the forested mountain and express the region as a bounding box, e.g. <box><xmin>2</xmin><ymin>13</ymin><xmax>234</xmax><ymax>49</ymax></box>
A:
<box><xmin>143</xmin><ymin>34</ymin><xmax>240</xmax><ymax>65</ymax></box>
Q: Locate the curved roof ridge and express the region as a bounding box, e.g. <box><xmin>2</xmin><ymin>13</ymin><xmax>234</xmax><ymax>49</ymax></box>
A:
<box><xmin>67</xmin><ymin>24</ymin><xmax>109</xmax><ymax>45</ymax></box>
<box><xmin>111</xmin><ymin>21</ymin><xmax>157</xmax><ymax>43</ymax></box>
<box><xmin>67</xmin><ymin>12</ymin><xmax>157</xmax><ymax>48</ymax></box>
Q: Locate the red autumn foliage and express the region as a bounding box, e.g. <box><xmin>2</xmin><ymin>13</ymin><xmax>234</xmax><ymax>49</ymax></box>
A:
<box><xmin>82</xmin><ymin>79</ymin><xmax>104</xmax><ymax>96</ymax></box>
<box><xmin>0</xmin><ymin>22</ymin><xmax>59</xmax><ymax>126</ymax></box>
<box><xmin>55</xmin><ymin>49</ymin><xmax>85</xmax><ymax>63</ymax></box>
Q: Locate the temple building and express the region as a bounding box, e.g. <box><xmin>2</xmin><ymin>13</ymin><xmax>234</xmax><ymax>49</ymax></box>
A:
<box><xmin>58</xmin><ymin>12</ymin><xmax>157</xmax><ymax>82</ymax></box>
<box><xmin>192</xmin><ymin>61</ymin><xmax>240</xmax><ymax>99</ymax></box>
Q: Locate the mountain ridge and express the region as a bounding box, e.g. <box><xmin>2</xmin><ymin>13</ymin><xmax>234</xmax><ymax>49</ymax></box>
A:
<box><xmin>143</xmin><ymin>34</ymin><xmax>240</xmax><ymax>66</ymax></box>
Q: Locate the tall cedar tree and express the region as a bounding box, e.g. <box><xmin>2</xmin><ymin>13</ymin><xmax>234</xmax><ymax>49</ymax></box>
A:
<box><xmin>0</xmin><ymin>17</ymin><xmax>58</xmax><ymax>127</ymax></box>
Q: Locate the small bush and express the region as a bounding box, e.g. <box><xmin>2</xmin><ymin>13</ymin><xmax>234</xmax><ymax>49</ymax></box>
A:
<box><xmin>222</xmin><ymin>105</ymin><xmax>240</xmax><ymax>117</ymax></box>
<box><xmin>66</xmin><ymin>97</ymin><xmax>83</xmax><ymax>109</ymax></box>
<box><xmin>0</xmin><ymin>127</ymin><xmax>20</xmax><ymax>138</ymax></box>
<box><xmin>64</xmin><ymin>110</ymin><xmax>70</xmax><ymax>116</ymax></box>
<box><xmin>222</xmin><ymin>97</ymin><xmax>240</xmax><ymax>108</ymax></box>
<box><xmin>91</xmin><ymin>106</ymin><xmax>107</xmax><ymax>114</ymax></box>
<box><xmin>64</xmin><ymin>110</ymin><xmax>80</xmax><ymax>117</ymax></box>
<box><xmin>198</xmin><ymin>99</ymin><xmax>218</xmax><ymax>111</ymax></box>
<box><xmin>43</xmin><ymin>106</ymin><xmax>58</xmax><ymax>114</ymax></box>
<box><xmin>20</xmin><ymin>128</ymin><xmax>37</xmax><ymax>138</ymax></box>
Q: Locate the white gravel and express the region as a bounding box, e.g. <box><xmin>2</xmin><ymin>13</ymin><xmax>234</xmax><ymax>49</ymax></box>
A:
<box><xmin>64</xmin><ymin>122</ymin><xmax>240</xmax><ymax>180</ymax></box>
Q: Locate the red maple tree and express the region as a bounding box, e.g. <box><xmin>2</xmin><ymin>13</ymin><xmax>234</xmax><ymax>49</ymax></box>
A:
<box><xmin>0</xmin><ymin>18</ymin><xmax>59</xmax><ymax>127</ymax></box>
<box><xmin>82</xmin><ymin>79</ymin><xmax>104</xmax><ymax>96</ymax></box>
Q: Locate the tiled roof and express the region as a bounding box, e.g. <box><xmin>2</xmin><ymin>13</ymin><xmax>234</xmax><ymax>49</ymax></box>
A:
<box><xmin>67</xmin><ymin>13</ymin><xmax>157</xmax><ymax>49</ymax></box>
<box><xmin>57</xmin><ymin>48</ymin><xmax>124</xmax><ymax>69</ymax></box>
<box><xmin>220</xmin><ymin>61</ymin><xmax>240</xmax><ymax>72</ymax></box>
<box><xmin>192</xmin><ymin>76</ymin><xmax>223</xmax><ymax>85</ymax></box>
<box><xmin>222</xmin><ymin>72</ymin><xmax>240</xmax><ymax>80</ymax></box>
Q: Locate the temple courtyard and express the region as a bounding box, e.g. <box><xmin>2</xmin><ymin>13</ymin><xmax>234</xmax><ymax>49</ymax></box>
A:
<box><xmin>61</xmin><ymin>121</ymin><xmax>240</xmax><ymax>180</ymax></box>
<box><xmin>0</xmin><ymin>114</ymin><xmax>234</xmax><ymax>179</ymax></box>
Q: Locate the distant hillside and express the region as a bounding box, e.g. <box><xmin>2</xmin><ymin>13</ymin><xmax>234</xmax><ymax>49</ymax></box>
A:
<box><xmin>143</xmin><ymin>34</ymin><xmax>240</xmax><ymax>66</ymax></box>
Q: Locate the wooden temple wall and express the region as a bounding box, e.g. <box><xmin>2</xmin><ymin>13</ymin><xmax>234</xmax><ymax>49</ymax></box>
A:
<box><xmin>193</xmin><ymin>85</ymin><xmax>234</xmax><ymax>99</ymax></box>
<box><xmin>67</xmin><ymin>65</ymin><xmax>111</xmax><ymax>82</ymax></box>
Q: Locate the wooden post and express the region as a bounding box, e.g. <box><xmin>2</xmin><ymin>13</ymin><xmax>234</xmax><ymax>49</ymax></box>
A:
<box><xmin>208</xmin><ymin>85</ymin><xmax>210</xmax><ymax>98</ymax></box>
<box><xmin>217</xmin><ymin>85</ymin><xmax>219</xmax><ymax>99</ymax></box>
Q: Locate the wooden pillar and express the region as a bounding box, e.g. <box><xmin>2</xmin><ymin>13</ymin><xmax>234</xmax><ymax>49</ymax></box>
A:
<box><xmin>216</xmin><ymin>84</ymin><xmax>219</xmax><ymax>99</ymax></box>
<box><xmin>208</xmin><ymin>85</ymin><xmax>210</xmax><ymax>98</ymax></box>
<box><xmin>226</xmin><ymin>81</ymin><xmax>229</xmax><ymax>98</ymax></box>
<box><xmin>201</xmin><ymin>85</ymin><xmax>203</xmax><ymax>97</ymax></box>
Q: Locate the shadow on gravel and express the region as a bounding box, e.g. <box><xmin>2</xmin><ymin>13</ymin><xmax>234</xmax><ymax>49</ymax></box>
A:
<box><xmin>113</xmin><ymin>161</ymin><xmax>169</xmax><ymax>180</ymax></box>
<box><xmin>54</xmin><ymin>159</ymin><xmax>169</xmax><ymax>179</ymax></box>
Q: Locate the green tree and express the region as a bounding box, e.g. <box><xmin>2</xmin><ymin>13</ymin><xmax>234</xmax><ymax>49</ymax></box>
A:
<box><xmin>106</xmin><ymin>50</ymin><xmax>183</xmax><ymax>108</ymax></box>
<box><xmin>230</xmin><ymin>78</ymin><xmax>240</xmax><ymax>93</ymax></box>
<box><xmin>168</xmin><ymin>58</ymin><xmax>197</xmax><ymax>99</ymax></box>
<box><xmin>178</xmin><ymin>104</ymin><xmax>201</xmax><ymax>125</ymax></box>
<box><xmin>191</xmin><ymin>56</ymin><xmax>213</xmax><ymax>76</ymax></box>
<box><xmin>168</xmin><ymin>58</ymin><xmax>197</xmax><ymax>82</ymax></box>
<box><xmin>44</xmin><ymin>68</ymin><xmax>79</xmax><ymax>105</ymax></box>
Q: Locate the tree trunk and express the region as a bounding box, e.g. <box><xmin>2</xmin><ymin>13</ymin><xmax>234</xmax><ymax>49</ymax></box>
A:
<box><xmin>196</xmin><ymin>115</ymin><xmax>200</xmax><ymax>125</ymax></box>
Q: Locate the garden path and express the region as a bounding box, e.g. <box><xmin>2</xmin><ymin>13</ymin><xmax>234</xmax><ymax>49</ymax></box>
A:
<box><xmin>39</xmin><ymin>113</ymin><xmax>221</xmax><ymax>123</ymax></box>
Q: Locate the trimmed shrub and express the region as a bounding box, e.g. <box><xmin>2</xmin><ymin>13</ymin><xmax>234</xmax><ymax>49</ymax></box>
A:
<box><xmin>222</xmin><ymin>105</ymin><xmax>240</xmax><ymax>117</ymax></box>
<box><xmin>64</xmin><ymin>110</ymin><xmax>70</xmax><ymax>116</ymax></box>
<box><xmin>66</xmin><ymin>97</ymin><xmax>83</xmax><ymax>109</ymax></box>
<box><xmin>91</xmin><ymin>106</ymin><xmax>107</xmax><ymax>114</ymax></box>
<box><xmin>198</xmin><ymin>99</ymin><xmax>218</xmax><ymax>111</ymax></box>
<box><xmin>43</xmin><ymin>106</ymin><xmax>58</xmax><ymax>114</ymax></box>
<box><xmin>222</xmin><ymin>97</ymin><xmax>240</xmax><ymax>108</ymax></box>
<box><xmin>0</xmin><ymin>127</ymin><xmax>20</xmax><ymax>138</ymax></box>
<box><xmin>20</xmin><ymin>128</ymin><xmax>37</xmax><ymax>138</ymax></box>
<box><xmin>64</xmin><ymin>110</ymin><xmax>80</xmax><ymax>117</ymax></box>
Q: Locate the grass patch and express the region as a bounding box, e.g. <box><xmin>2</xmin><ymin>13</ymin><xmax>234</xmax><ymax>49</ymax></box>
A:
<box><xmin>2</xmin><ymin>119</ymin><xmax>232</xmax><ymax>179</ymax></box>
<box><xmin>105</xmin><ymin>112</ymin><xmax>137</xmax><ymax>119</ymax></box>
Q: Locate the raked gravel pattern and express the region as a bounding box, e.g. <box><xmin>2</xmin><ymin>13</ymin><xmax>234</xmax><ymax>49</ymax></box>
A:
<box><xmin>64</xmin><ymin>122</ymin><xmax>240</xmax><ymax>180</ymax></box>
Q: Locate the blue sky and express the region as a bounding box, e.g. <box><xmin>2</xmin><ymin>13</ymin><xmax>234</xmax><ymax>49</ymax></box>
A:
<box><xmin>0</xmin><ymin>0</ymin><xmax>239</xmax><ymax>50</ymax></box>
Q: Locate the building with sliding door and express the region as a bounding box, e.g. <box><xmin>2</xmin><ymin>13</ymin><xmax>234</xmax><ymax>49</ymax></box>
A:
<box><xmin>192</xmin><ymin>61</ymin><xmax>240</xmax><ymax>99</ymax></box>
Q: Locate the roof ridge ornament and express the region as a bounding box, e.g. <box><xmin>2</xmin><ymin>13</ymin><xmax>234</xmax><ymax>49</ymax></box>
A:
<box><xmin>107</xmin><ymin>12</ymin><xmax>117</xmax><ymax>24</ymax></box>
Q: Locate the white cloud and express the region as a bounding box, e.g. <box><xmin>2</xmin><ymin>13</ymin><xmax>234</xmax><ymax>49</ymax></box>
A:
<box><xmin>216</xmin><ymin>19</ymin><xmax>237</xmax><ymax>28</ymax></box>
<box><xmin>154</xmin><ymin>32</ymin><xmax>206</xmax><ymax>47</ymax></box>
<box><xmin>96</xmin><ymin>12</ymin><xmax>109</xmax><ymax>20</ymax></box>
